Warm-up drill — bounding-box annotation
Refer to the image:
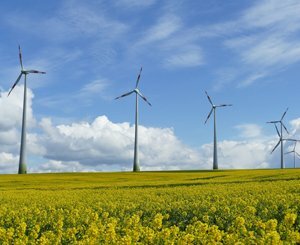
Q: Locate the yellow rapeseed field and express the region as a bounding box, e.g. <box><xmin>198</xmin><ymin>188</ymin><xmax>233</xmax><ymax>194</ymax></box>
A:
<box><xmin>0</xmin><ymin>169</ymin><xmax>299</xmax><ymax>244</ymax></box>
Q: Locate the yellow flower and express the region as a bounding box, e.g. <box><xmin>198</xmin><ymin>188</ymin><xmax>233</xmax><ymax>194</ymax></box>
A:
<box><xmin>284</xmin><ymin>213</ymin><xmax>297</xmax><ymax>226</ymax></box>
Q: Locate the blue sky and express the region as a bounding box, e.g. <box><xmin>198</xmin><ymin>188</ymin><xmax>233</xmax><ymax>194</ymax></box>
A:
<box><xmin>1</xmin><ymin>0</ymin><xmax>300</xmax><ymax>173</ymax></box>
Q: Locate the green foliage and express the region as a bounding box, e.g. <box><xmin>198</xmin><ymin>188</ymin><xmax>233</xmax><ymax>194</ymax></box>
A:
<box><xmin>0</xmin><ymin>169</ymin><xmax>299</xmax><ymax>243</ymax></box>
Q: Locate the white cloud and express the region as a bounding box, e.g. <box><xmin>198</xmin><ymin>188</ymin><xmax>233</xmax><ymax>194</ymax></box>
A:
<box><xmin>0</xmin><ymin>85</ymin><xmax>35</xmax><ymax>131</ymax></box>
<box><xmin>60</xmin><ymin>1</ymin><xmax>128</xmax><ymax>39</ymax></box>
<box><xmin>4</xmin><ymin>1</ymin><xmax>128</xmax><ymax>43</ymax></box>
<box><xmin>165</xmin><ymin>48</ymin><xmax>203</xmax><ymax>68</ymax></box>
<box><xmin>212</xmin><ymin>68</ymin><xmax>239</xmax><ymax>91</ymax></box>
<box><xmin>207</xmin><ymin>0</ymin><xmax>300</xmax><ymax>88</ymax></box>
<box><xmin>240</xmin><ymin>35</ymin><xmax>300</xmax><ymax>68</ymax></box>
<box><xmin>235</xmin><ymin>124</ymin><xmax>263</xmax><ymax>138</ymax></box>
<box><xmin>238</xmin><ymin>72</ymin><xmax>267</xmax><ymax>87</ymax></box>
<box><xmin>132</xmin><ymin>12</ymin><xmax>207</xmax><ymax>68</ymax></box>
<box><xmin>139</xmin><ymin>15</ymin><xmax>182</xmax><ymax>44</ymax></box>
<box><xmin>290</xmin><ymin>118</ymin><xmax>300</xmax><ymax>134</ymax></box>
<box><xmin>0</xmin><ymin>129</ymin><xmax>19</xmax><ymax>147</ymax></box>
<box><xmin>242</xmin><ymin>0</ymin><xmax>300</xmax><ymax>31</ymax></box>
<box><xmin>35</xmin><ymin>114</ymin><xmax>300</xmax><ymax>172</ymax></box>
<box><xmin>0</xmin><ymin>152</ymin><xmax>18</xmax><ymax>173</ymax></box>
<box><xmin>37</xmin><ymin>77</ymin><xmax>112</xmax><ymax>110</ymax></box>
<box><xmin>38</xmin><ymin>115</ymin><xmax>203</xmax><ymax>170</ymax></box>
<box><xmin>1</xmin><ymin>85</ymin><xmax>300</xmax><ymax>173</ymax></box>
<box><xmin>218</xmin><ymin>140</ymin><xmax>271</xmax><ymax>169</ymax></box>
<box><xmin>34</xmin><ymin>160</ymin><xmax>94</xmax><ymax>173</ymax></box>
<box><xmin>79</xmin><ymin>79</ymin><xmax>108</xmax><ymax>97</ymax></box>
<box><xmin>0</xmin><ymin>86</ymin><xmax>42</xmax><ymax>159</ymax></box>
<box><xmin>27</xmin><ymin>133</ymin><xmax>46</xmax><ymax>156</ymax></box>
<box><xmin>2</xmin><ymin>111</ymin><xmax>299</xmax><ymax>173</ymax></box>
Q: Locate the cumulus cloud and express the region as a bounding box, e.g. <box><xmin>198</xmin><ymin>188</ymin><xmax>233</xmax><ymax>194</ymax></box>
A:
<box><xmin>0</xmin><ymin>86</ymin><xmax>35</xmax><ymax>131</ymax></box>
<box><xmin>289</xmin><ymin>118</ymin><xmax>300</xmax><ymax>135</ymax></box>
<box><xmin>35</xmin><ymin>115</ymin><xmax>300</xmax><ymax>172</ymax></box>
<box><xmin>0</xmin><ymin>86</ymin><xmax>36</xmax><ymax>155</ymax></box>
<box><xmin>235</xmin><ymin>124</ymin><xmax>263</xmax><ymax>138</ymax></box>
<box><xmin>0</xmin><ymin>86</ymin><xmax>45</xmax><ymax>174</ymax></box>
<box><xmin>1</xmin><ymin>84</ymin><xmax>299</xmax><ymax>173</ymax></box>
<box><xmin>33</xmin><ymin>160</ymin><xmax>95</xmax><ymax>173</ymax></box>
<box><xmin>218</xmin><ymin>140</ymin><xmax>271</xmax><ymax>169</ymax></box>
<box><xmin>0</xmin><ymin>152</ymin><xmax>18</xmax><ymax>173</ymax></box>
<box><xmin>200</xmin><ymin>137</ymin><xmax>274</xmax><ymax>170</ymax></box>
<box><xmin>38</xmin><ymin>115</ymin><xmax>203</xmax><ymax>171</ymax></box>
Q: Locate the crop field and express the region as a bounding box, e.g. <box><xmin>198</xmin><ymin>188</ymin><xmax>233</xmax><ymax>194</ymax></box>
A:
<box><xmin>0</xmin><ymin>169</ymin><xmax>299</xmax><ymax>244</ymax></box>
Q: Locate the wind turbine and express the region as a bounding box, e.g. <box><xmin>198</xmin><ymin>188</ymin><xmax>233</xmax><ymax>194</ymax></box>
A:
<box><xmin>115</xmin><ymin>67</ymin><xmax>151</xmax><ymax>172</ymax></box>
<box><xmin>8</xmin><ymin>45</ymin><xmax>45</xmax><ymax>174</ymax></box>
<box><xmin>204</xmin><ymin>91</ymin><xmax>232</xmax><ymax>170</ymax></box>
<box><xmin>267</xmin><ymin>108</ymin><xmax>289</xmax><ymax>169</ymax></box>
<box><xmin>284</xmin><ymin>140</ymin><xmax>300</xmax><ymax>168</ymax></box>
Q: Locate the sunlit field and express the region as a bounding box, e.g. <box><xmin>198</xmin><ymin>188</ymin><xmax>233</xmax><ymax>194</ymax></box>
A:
<box><xmin>0</xmin><ymin>169</ymin><xmax>299</xmax><ymax>244</ymax></box>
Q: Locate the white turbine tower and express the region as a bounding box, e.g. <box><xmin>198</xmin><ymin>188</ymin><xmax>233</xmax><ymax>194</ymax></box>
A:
<box><xmin>115</xmin><ymin>67</ymin><xmax>151</xmax><ymax>172</ymax></box>
<box><xmin>267</xmin><ymin>108</ymin><xmax>289</xmax><ymax>169</ymax></box>
<box><xmin>204</xmin><ymin>91</ymin><xmax>232</xmax><ymax>170</ymax></box>
<box><xmin>284</xmin><ymin>140</ymin><xmax>300</xmax><ymax>168</ymax></box>
<box><xmin>8</xmin><ymin>45</ymin><xmax>45</xmax><ymax>174</ymax></box>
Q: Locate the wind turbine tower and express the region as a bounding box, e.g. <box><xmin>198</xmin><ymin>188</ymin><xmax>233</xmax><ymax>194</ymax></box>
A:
<box><xmin>115</xmin><ymin>67</ymin><xmax>151</xmax><ymax>172</ymax></box>
<box><xmin>204</xmin><ymin>91</ymin><xmax>232</xmax><ymax>170</ymax></box>
<box><xmin>267</xmin><ymin>108</ymin><xmax>289</xmax><ymax>169</ymax></box>
<box><xmin>284</xmin><ymin>140</ymin><xmax>300</xmax><ymax>168</ymax></box>
<box><xmin>8</xmin><ymin>46</ymin><xmax>46</xmax><ymax>174</ymax></box>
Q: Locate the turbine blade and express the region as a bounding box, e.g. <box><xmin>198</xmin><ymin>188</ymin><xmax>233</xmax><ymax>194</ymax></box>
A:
<box><xmin>8</xmin><ymin>73</ymin><xmax>23</xmax><ymax>96</ymax></box>
<box><xmin>271</xmin><ymin>140</ymin><xmax>281</xmax><ymax>153</ymax></box>
<box><xmin>281</xmin><ymin>107</ymin><xmax>288</xmax><ymax>121</ymax></box>
<box><xmin>266</xmin><ymin>121</ymin><xmax>280</xmax><ymax>124</ymax></box>
<box><xmin>296</xmin><ymin>152</ymin><xmax>300</xmax><ymax>158</ymax></box>
<box><xmin>217</xmin><ymin>104</ymin><xmax>233</xmax><ymax>107</ymax></box>
<box><xmin>284</xmin><ymin>138</ymin><xmax>297</xmax><ymax>142</ymax></box>
<box><xmin>19</xmin><ymin>45</ymin><xmax>23</xmax><ymax>70</ymax></box>
<box><xmin>115</xmin><ymin>90</ymin><xmax>134</xmax><ymax>100</ymax></box>
<box><xmin>27</xmin><ymin>70</ymin><xmax>46</xmax><ymax>74</ymax></box>
<box><xmin>275</xmin><ymin>124</ymin><xmax>280</xmax><ymax>138</ymax></box>
<box><xmin>205</xmin><ymin>91</ymin><xmax>213</xmax><ymax>106</ymax></box>
<box><xmin>282</xmin><ymin>123</ymin><xmax>289</xmax><ymax>134</ymax></box>
<box><xmin>135</xmin><ymin>67</ymin><xmax>142</xmax><ymax>88</ymax></box>
<box><xmin>137</xmin><ymin>90</ymin><xmax>151</xmax><ymax>106</ymax></box>
<box><xmin>205</xmin><ymin>108</ymin><xmax>213</xmax><ymax>124</ymax></box>
<box><xmin>285</xmin><ymin>151</ymin><xmax>293</xmax><ymax>155</ymax></box>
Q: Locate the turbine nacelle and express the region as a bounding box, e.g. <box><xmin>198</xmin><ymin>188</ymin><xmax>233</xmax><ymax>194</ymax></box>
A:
<box><xmin>267</xmin><ymin>108</ymin><xmax>289</xmax><ymax>154</ymax></box>
<box><xmin>267</xmin><ymin>108</ymin><xmax>289</xmax><ymax>134</ymax></box>
<box><xmin>8</xmin><ymin>45</ymin><xmax>46</xmax><ymax>97</ymax></box>
<box><xmin>115</xmin><ymin>67</ymin><xmax>151</xmax><ymax>106</ymax></box>
<box><xmin>204</xmin><ymin>91</ymin><xmax>232</xmax><ymax>124</ymax></box>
